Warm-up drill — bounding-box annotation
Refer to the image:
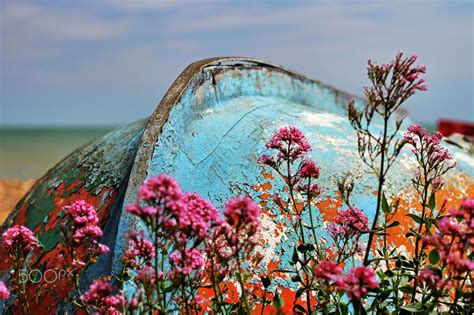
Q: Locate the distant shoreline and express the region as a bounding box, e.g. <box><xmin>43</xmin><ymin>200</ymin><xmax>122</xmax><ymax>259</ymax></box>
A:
<box><xmin>0</xmin><ymin>178</ymin><xmax>36</xmax><ymax>224</ymax></box>
<box><xmin>0</xmin><ymin>127</ymin><xmax>115</xmax><ymax>179</ymax></box>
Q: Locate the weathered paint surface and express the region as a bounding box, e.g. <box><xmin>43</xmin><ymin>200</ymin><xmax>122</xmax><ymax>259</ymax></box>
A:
<box><xmin>1</xmin><ymin>58</ymin><xmax>473</xmax><ymax>312</ymax></box>
<box><xmin>136</xmin><ymin>63</ymin><xmax>473</xmax><ymax>311</ymax></box>
<box><xmin>0</xmin><ymin>119</ymin><xmax>147</xmax><ymax>313</ymax></box>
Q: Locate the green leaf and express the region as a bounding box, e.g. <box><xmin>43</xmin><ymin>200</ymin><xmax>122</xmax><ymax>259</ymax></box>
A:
<box><xmin>401</xmin><ymin>303</ymin><xmax>423</xmax><ymax>312</ymax></box>
<box><xmin>429</xmin><ymin>249</ymin><xmax>440</xmax><ymax>265</ymax></box>
<box><xmin>382</xmin><ymin>193</ymin><xmax>390</xmax><ymax>214</ymax></box>
<box><xmin>386</xmin><ymin>221</ymin><xmax>400</xmax><ymax>229</ymax></box>
<box><xmin>273</xmin><ymin>269</ymin><xmax>294</xmax><ymax>273</ymax></box>
<box><xmin>273</xmin><ymin>293</ymin><xmax>284</xmax><ymax>310</ymax></box>
<box><xmin>291</xmin><ymin>274</ymin><xmax>302</xmax><ymax>282</ymax></box>
<box><xmin>57</xmin><ymin>210</ymin><xmax>65</xmax><ymax>218</ymax></box>
<box><xmin>297</xmin><ymin>243</ymin><xmax>314</xmax><ymax>253</ymax></box>
<box><xmin>295</xmin><ymin>288</ymin><xmax>305</xmax><ymax>299</ymax></box>
<box><xmin>339</xmin><ymin>302</ymin><xmax>349</xmax><ymax>315</ymax></box>
<box><xmin>261</xmin><ymin>276</ymin><xmax>271</xmax><ymax>289</ymax></box>
<box><xmin>428</xmin><ymin>193</ymin><xmax>436</xmax><ymax>210</ymax></box>
<box><xmin>406</xmin><ymin>213</ymin><xmax>422</xmax><ymax>224</ymax></box>
<box><xmin>291</xmin><ymin>247</ymin><xmax>299</xmax><ymax>265</ymax></box>
<box><xmin>293</xmin><ymin>305</ymin><xmax>306</xmax><ymax>313</ymax></box>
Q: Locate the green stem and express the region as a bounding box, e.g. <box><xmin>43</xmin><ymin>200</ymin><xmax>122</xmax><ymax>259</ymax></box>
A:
<box><xmin>363</xmin><ymin>113</ymin><xmax>388</xmax><ymax>266</ymax></box>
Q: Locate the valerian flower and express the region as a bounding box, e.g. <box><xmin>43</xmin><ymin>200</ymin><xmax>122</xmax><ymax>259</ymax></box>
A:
<box><xmin>404</xmin><ymin>124</ymin><xmax>455</xmax><ymax>195</ymax></box>
<box><xmin>423</xmin><ymin>198</ymin><xmax>473</xmax><ymax>285</ymax></box>
<box><xmin>224</xmin><ymin>196</ymin><xmax>261</xmax><ymax>231</ymax></box>
<box><xmin>2</xmin><ymin>225</ymin><xmax>39</xmax><ymax>256</ymax></box>
<box><xmin>122</xmin><ymin>230</ymin><xmax>155</xmax><ymax>269</ymax></box>
<box><xmin>63</xmin><ymin>200</ymin><xmax>103</xmax><ymax>243</ymax></box>
<box><xmin>299</xmin><ymin>158</ymin><xmax>320</xmax><ymax>179</ymax></box>
<box><xmin>183</xmin><ymin>192</ymin><xmax>220</xmax><ymax>239</ymax></box>
<box><xmin>0</xmin><ymin>281</ymin><xmax>9</xmax><ymax>300</ymax></box>
<box><xmin>336</xmin><ymin>266</ymin><xmax>379</xmax><ymax>302</ymax></box>
<box><xmin>261</xmin><ymin>126</ymin><xmax>311</xmax><ymax>164</ymax></box>
<box><xmin>328</xmin><ymin>208</ymin><xmax>369</xmax><ymax>238</ymax></box>
<box><xmin>416</xmin><ymin>269</ymin><xmax>442</xmax><ymax>290</ymax></box>
<box><xmin>313</xmin><ymin>261</ymin><xmax>342</xmax><ymax>283</ymax></box>
<box><xmin>81</xmin><ymin>278</ymin><xmax>125</xmax><ymax>315</ymax></box>
<box><xmin>169</xmin><ymin>248</ymin><xmax>205</xmax><ymax>278</ymax></box>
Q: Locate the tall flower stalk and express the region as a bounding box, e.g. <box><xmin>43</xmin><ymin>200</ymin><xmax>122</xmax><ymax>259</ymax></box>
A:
<box><xmin>2</xmin><ymin>225</ymin><xmax>39</xmax><ymax>314</ymax></box>
<box><xmin>259</xmin><ymin>126</ymin><xmax>321</xmax><ymax>313</ymax></box>
<box><xmin>348</xmin><ymin>52</ymin><xmax>428</xmax><ymax>265</ymax></box>
<box><xmin>59</xmin><ymin>200</ymin><xmax>110</xmax><ymax>311</ymax></box>
<box><xmin>404</xmin><ymin>124</ymin><xmax>456</xmax><ymax>303</ymax></box>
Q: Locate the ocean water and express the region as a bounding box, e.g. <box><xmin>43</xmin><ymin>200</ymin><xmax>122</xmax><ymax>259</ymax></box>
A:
<box><xmin>0</xmin><ymin>127</ymin><xmax>115</xmax><ymax>179</ymax></box>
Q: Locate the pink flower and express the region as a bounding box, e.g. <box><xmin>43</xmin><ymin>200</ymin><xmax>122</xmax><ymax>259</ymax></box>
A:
<box><xmin>257</xmin><ymin>154</ymin><xmax>275</xmax><ymax>166</ymax></box>
<box><xmin>81</xmin><ymin>278</ymin><xmax>125</xmax><ymax>315</ymax></box>
<box><xmin>299</xmin><ymin>158</ymin><xmax>320</xmax><ymax>179</ymax></box>
<box><xmin>417</xmin><ymin>269</ymin><xmax>441</xmax><ymax>290</ymax></box>
<box><xmin>313</xmin><ymin>261</ymin><xmax>342</xmax><ymax>282</ymax></box>
<box><xmin>328</xmin><ymin>208</ymin><xmax>369</xmax><ymax>238</ymax></box>
<box><xmin>436</xmin><ymin>217</ymin><xmax>460</xmax><ymax>235</ymax></box>
<box><xmin>63</xmin><ymin>200</ymin><xmax>103</xmax><ymax>243</ymax></box>
<box><xmin>140</xmin><ymin>174</ymin><xmax>183</xmax><ymax>206</ymax></box>
<box><xmin>422</xmin><ymin>199</ymin><xmax>473</xmax><ymax>278</ymax></box>
<box><xmin>128</xmin><ymin>174</ymin><xmax>189</xmax><ymax>229</ymax></box>
<box><xmin>135</xmin><ymin>265</ymin><xmax>157</xmax><ymax>286</ymax></box>
<box><xmin>183</xmin><ymin>192</ymin><xmax>220</xmax><ymax>238</ymax></box>
<box><xmin>2</xmin><ymin>225</ymin><xmax>39</xmax><ymax>254</ymax></box>
<box><xmin>295</xmin><ymin>183</ymin><xmax>321</xmax><ymax>197</ymax></box>
<box><xmin>337</xmin><ymin>266</ymin><xmax>379</xmax><ymax>302</ymax></box>
<box><xmin>224</xmin><ymin>196</ymin><xmax>261</xmax><ymax>231</ymax></box>
<box><xmin>169</xmin><ymin>248</ymin><xmax>205</xmax><ymax>278</ymax></box>
<box><xmin>263</xmin><ymin>126</ymin><xmax>312</xmax><ymax>163</ymax></box>
<box><xmin>461</xmin><ymin>198</ymin><xmax>474</xmax><ymax>216</ymax></box>
<box><xmin>0</xmin><ymin>281</ymin><xmax>9</xmax><ymax>300</ymax></box>
<box><xmin>123</xmin><ymin>230</ymin><xmax>155</xmax><ymax>268</ymax></box>
<box><xmin>97</xmin><ymin>244</ymin><xmax>110</xmax><ymax>255</ymax></box>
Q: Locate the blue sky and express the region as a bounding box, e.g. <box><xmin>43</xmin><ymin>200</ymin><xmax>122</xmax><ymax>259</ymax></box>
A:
<box><xmin>1</xmin><ymin>0</ymin><xmax>472</xmax><ymax>126</ymax></box>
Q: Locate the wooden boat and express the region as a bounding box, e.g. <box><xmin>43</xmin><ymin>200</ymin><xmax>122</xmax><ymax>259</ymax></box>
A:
<box><xmin>1</xmin><ymin>57</ymin><xmax>473</xmax><ymax>313</ymax></box>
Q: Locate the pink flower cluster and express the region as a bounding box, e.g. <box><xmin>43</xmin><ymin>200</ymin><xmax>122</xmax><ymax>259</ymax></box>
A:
<box><xmin>122</xmin><ymin>230</ymin><xmax>155</xmax><ymax>269</ymax></box>
<box><xmin>169</xmin><ymin>248</ymin><xmax>205</xmax><ymax>278</ymax></box>
<box><xmin>259</xmin><ymin>126</ymin><xmax>321</xmax><ymax>206</ymax></box>
<box><xmin>183</xmin><ymin>192</ymin><xmax>220</xmax><ymax>238</ymax></box>
<box><xmin>60</xmin><ymin>200</ymin><xmax>109</xmax><ymax>276</ymax></box>
<box><xmin>81</xmin><ymin>278</ymin><xmax>125</xmax><ymax>315</ymax></box>
<box><xmin>404</xmin><ymin>124</ymin><xmax>455</xmax><ymax>164</ymax></box>
<box><xmin>336</xmin><ymin>265</ymin><xmax>379</xmax><ymax>302</ymax></box>
<box><xmin>423</xmin><ymin>199</ymin><xmax>474</xmax><ymax>276</ymax></box>
<box><xmin>259</xmin><ymin>126</ymin><xmax>312</xmax><ymax>165</ymax></box>
<box><xmin>404</xmin><ymin>124</ymin><xmax>455</xmax><ymax>194</ymax></box>
<box><xmin>2</xmin><ymin>225</ymin><xmax>39</xmax><ymax>256</ymax></box>
<box><xmin>127</xmin><ymin>175</ymin><xmax>220</xmax><ymax>241</ymax></box>
<box><xmin>328</xmin><ymin>208</ymin><xmax>369</xmax><ymax>238</ymax></box>
<box><xmin>224</xmin><ymin>196</ymin><xmax>260</xmax><ymax>232</ymax></box>
<box><xmin>299</xmin><ymin>158</ymin><xmax>320</xmax><ymax>179</ymax></box>
<box><xmin>63</xmin><ymin>200</ymin><xmax>103</xmax><ymax>243</ymax></box>
<box><xmin>416</xmin><ymin>269</ymin><xmax>441</xmax><ymax>290</ymax></box>
<box><xmin>0</xmin><ymin>281</ymin><xmax>9</xmax><ymax>300</ymax></box>
<box><xmin>206</xmin><ymin>196</ymin><xmax>262</xmax><ymax>284</ymax></box>
<box><xmin>366</xmin><ymin>51</ymin><xmax>427</xmax><ymax>105</ymax></box>
<box><xmin>124</xmin><ymin>173</ymin><xmax>262</xmax><ymax>311</ymax></box>
<box><xmin>313</xmin><ymin>261</ymin><xmax>379</xmax><ymax>302</ymax></box>
<box><xmin>313</xmin><ymin>261</ymin><xmax>342</xmax><ymax>283</ymax></box>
